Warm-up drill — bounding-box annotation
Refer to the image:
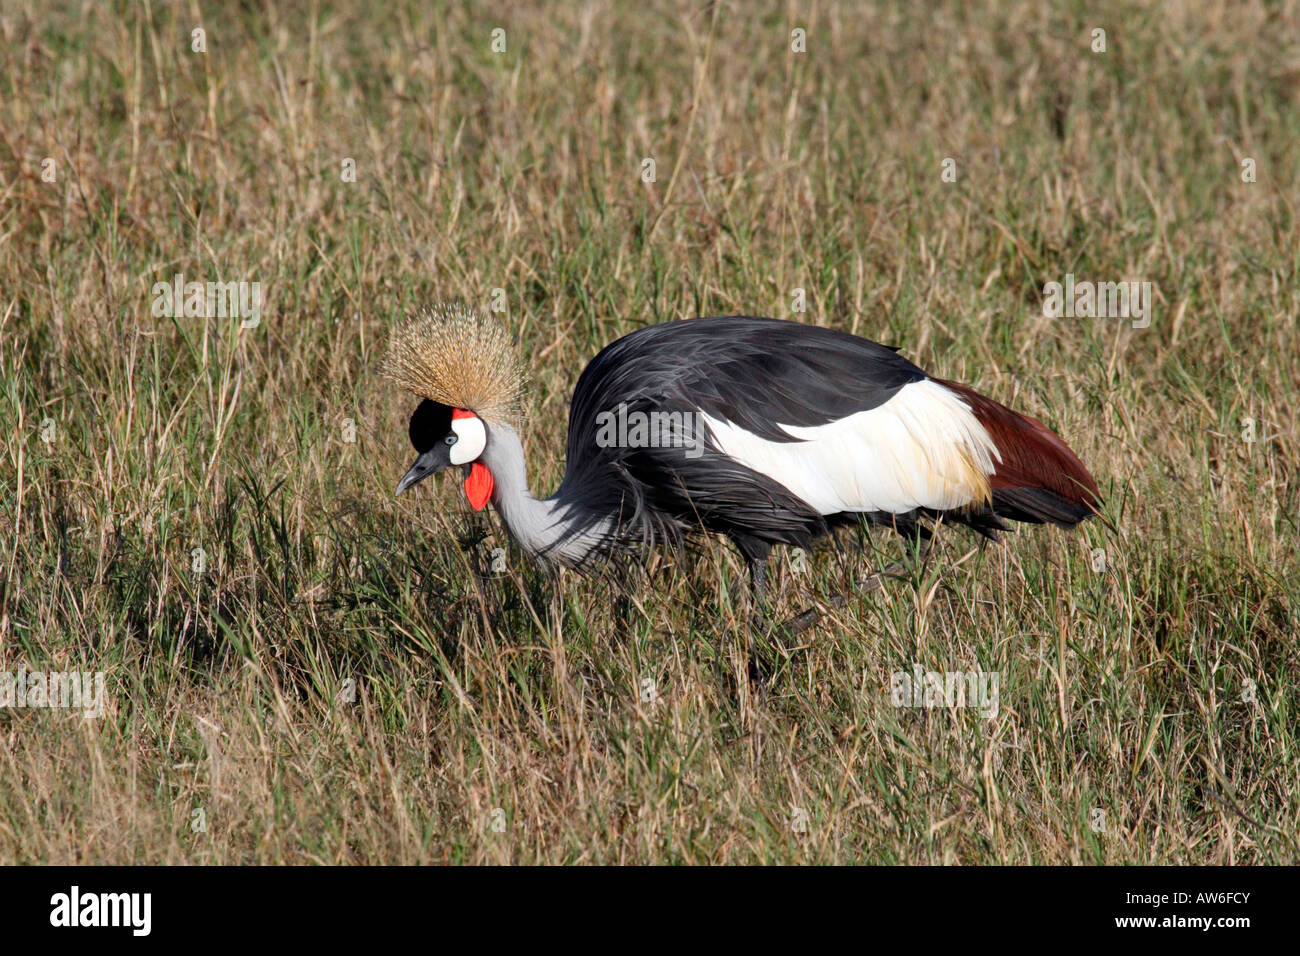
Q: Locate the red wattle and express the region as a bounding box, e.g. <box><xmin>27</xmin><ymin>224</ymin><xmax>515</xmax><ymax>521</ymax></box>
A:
<box><xmin>464</xmin><ymin>462</ymin><xmax>493</xmax><ymax>510</ymax></box>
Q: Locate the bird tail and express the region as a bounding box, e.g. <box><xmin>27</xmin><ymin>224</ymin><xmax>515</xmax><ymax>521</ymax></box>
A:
<box><xmin>936</xmin><ymin>379</ymin><xmax>1101</xmax><ymax>528</ymax></box>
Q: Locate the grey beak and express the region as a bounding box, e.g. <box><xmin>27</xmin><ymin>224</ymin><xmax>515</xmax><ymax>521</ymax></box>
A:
<box><xmin>395</xmin><ymin>445</ymin><xmax>452</xmax><ymax>495</ymax></box>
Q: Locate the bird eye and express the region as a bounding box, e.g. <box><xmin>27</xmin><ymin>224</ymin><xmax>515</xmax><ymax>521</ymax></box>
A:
<box><xmin>444</xmin><ymin>434</ymin><xmax>457</xmax><ymax>445</ymax></box>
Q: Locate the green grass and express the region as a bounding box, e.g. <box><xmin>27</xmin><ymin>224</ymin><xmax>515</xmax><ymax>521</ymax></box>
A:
<box><xmin>0</xmin><ymin>0</ymin><xmax>1297</xmax><ymax>863</ymax></box>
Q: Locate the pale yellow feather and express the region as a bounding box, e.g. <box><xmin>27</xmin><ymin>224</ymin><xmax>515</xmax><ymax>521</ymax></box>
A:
<box><xmin>383</xmin><ymin>303</ymin><xmax>525</xmax><ymax>427</ymax></box>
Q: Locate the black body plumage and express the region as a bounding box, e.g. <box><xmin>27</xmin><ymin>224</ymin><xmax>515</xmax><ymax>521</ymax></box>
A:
<box><xmin>547</xmin><ymin>316</ymin><xmax>997</xmax><ymax>567</ymax></box>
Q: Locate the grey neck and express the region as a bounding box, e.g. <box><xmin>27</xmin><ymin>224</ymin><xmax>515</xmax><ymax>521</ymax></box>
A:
<box><xmin>479</xmin><ymin>423</ymin><xmax>606</xmax><ymax>566</ymax></box>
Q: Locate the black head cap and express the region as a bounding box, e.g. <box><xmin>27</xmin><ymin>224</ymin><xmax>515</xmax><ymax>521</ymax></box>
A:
<box><xmin>409</xmin><ymin>399</ymin><xmax>453</xmax><ymax>453</ymax></box>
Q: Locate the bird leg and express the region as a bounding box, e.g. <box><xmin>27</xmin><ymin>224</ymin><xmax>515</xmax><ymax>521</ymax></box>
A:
<box><xmin>726</xmin><ymin>535</ymin><xmax>773</xmax><ymax>617</ymax></box>
<box><xmin>748</xmin><ymin>556</ymin><xmax>768</xmax><ymax>605</ymax></box>
<box><xmin>777</xmin><ymin>530</ymin><xmax>934</xmax><ymax>638</ymax></box>
<box><xmin>711</xmin><ymin>555</ymin><xmax>777</xmax><ymax>699</ymax></box>
<box><xmin>744</xmin><ymin>556</ymin><xmax>777</xmax><ymax>691</ymax></box>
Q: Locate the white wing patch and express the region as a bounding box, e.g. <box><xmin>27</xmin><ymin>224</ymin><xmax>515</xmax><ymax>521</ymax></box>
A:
<box><xmin>699</xmin><ymin>379</ymin><xmax>1002</xmax><ymax>515</ymax></box>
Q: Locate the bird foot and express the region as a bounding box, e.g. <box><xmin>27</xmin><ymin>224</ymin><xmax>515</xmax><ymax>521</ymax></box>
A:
<box><xmin>746</xmin><ymin>652</ymin><xmax>772</xmax><ymax>701</ymax></box>
<box><xmin>776</xmin><ymin>561</ymin><xmax>909</xmax><ymax>637</ymax></box>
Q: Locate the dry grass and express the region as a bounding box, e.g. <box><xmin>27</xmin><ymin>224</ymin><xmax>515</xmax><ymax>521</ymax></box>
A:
<box><xmin>0</xmin><ymin>0</ymin><xmax>1297</xmax><ymax>863</ymax></box>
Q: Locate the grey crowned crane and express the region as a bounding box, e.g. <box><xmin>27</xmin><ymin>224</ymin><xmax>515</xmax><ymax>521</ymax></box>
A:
<box><xmin>386</xmin><ymin>305</ymin><xmax>1100</xmax><ymax>599</ymax></box>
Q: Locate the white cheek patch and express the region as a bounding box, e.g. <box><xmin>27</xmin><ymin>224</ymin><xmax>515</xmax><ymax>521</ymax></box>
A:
<box><xmin>449</xmin><ymin>415</ymin><xmax>487</xmax><ymax>465</ymax></box>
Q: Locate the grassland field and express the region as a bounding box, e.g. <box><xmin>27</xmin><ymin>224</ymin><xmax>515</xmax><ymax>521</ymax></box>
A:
<box><xmin>0</xmin><ymin>0</ymin><xmax>1297</xmax><ymax>864</ymax></box>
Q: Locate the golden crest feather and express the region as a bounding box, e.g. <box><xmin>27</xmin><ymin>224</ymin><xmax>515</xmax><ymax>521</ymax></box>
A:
<box><xmin>383</xmin><ymin>303</ymin><xmax>525</xmax><ymax>426</ymax></box>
